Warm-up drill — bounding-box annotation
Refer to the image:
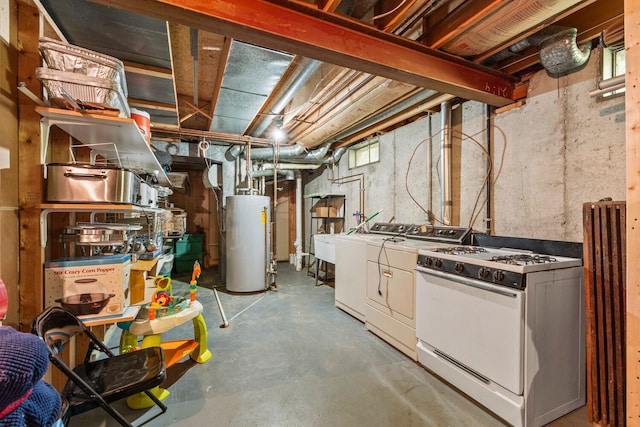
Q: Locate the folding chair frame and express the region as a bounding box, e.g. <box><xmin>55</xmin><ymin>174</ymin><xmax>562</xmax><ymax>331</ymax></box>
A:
<box><xmin>32</xmin><ymin>306</ymin><xmax>168</xmax><ymax>426</ymax></box>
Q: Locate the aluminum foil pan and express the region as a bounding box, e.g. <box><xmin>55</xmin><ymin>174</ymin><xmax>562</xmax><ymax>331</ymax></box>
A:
<box><xmin>39</xmin><ymin>36</ymin><xmax>128</xmax><ymax>98</ymax></box>
<box><xmin>36</xmin><ymin>67</ymin><xmax>130</xmax><ymax>117</ymax></box>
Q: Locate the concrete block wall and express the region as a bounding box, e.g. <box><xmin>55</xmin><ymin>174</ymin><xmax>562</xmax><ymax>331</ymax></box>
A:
<box><xmin>305</xmin><ymin>51</ymin><xmax>626</xmax><ymax>244</ymax></box>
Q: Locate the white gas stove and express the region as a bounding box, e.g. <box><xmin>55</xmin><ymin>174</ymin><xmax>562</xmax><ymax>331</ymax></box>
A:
<box><xmin>417</xmin><ymin>246</ymin><xmax>582</xmax><ymax>289</ymax></box>
<box><xmin>415</xmin><ymin>245</ymin><xmax>585</xmax><ymax>427</ymax></box>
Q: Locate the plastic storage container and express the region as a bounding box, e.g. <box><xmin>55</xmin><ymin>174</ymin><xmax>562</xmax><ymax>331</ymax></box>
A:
<box><xmin>175</xmin><ymin>234</ymin><xmax>204</xmax><ymax>257</ymax></box>
<box><xmin>174</xmin><ymin>234</ymin><xmax>204</xmax><ymax>273</ymax></box>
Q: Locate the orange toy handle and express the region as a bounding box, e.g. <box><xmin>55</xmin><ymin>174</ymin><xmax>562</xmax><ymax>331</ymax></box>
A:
<box><xmin>191</xmin><ymin>260</ymin><xmax>201</xmax><ymax>283</ymax></box>
<box><xmin>190</xmin><ymin>260</ymin><xmax>201</xmax><ymax>302</ymax></box>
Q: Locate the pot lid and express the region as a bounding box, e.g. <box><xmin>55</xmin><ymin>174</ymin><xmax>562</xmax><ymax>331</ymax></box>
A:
<box><xmin>64</xmin><ymin>278</ymin><xmax>110</xmax><ymax>297</ymax></box>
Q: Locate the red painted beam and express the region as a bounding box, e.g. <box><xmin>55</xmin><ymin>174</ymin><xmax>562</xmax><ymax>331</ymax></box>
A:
<box><xmin>89</xmin><ymin>0</ymin><xmax>517</xmax><ymax>106</ymax></box>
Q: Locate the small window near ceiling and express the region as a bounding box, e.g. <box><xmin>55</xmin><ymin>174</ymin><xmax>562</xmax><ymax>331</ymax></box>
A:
<box><xmin>601</xmin><ymin>45</ymin><xmax>626</xmax><ymax>97</ymax></box>
<box><xmin>348</xmin><ymin>137</ymin><xmax>379</xmax><ymax>169</ymax></box>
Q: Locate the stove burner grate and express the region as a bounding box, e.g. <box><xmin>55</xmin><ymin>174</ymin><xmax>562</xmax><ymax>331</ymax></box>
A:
<box><xmin>433</xmin><ymin>246</ymin><xmax>488</xmax><ymax>255</ymax></box>
<box><xmin>490</xmin><ymin>254</ymin><xmax>558</xmax><ymax>265</ymax></box>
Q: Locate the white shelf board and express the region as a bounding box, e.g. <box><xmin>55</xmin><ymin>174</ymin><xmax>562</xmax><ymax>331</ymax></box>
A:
<box><xmin>37</xmin><ymin>107</ymin><xmax>170</xmax><ymax>186</ymax></box>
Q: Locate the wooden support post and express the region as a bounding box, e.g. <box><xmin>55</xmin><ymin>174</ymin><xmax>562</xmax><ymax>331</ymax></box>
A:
<box><xmin>625</xmin><ymin>0</ymin><xmax>640</xmax><ymax>425</ymax></box>
<box><xmin>17</xmin><ymin>2</ymin><xmax>45</xmax><ymax>331</ymax></box>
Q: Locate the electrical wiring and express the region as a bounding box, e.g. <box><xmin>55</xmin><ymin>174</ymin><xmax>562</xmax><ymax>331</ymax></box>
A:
<box><xmin>467</xmin><ymin>125</ymin><xmax>508</xmax><ymax>228</ymax></box>
<box><xmin>403</xmin><ymin>122</ymin><xmax>508</xmax><ymax>230</ymax></box>
<box><xmin>404</xmin><ymin>127</ymin><xmax>446</xmax><ymax>224</ymax></box>
<box><xmin>449</xmin><ymin>128</ymin><xmax>492</xmax><ymax>228</ymax></box>
<box><xmin>376</xmin><ymin>235</ymin><xmax>404</xmax><ymax>297</ymax></box>
<box><xmin>371</xmin><ymin>0</ymin><xmax>409</xmax><ymax>21</ymax></box>
<box><xmin>492</xmin><ymin>125</ymin><xmax>508</xmax><ymax>186</ymax></box>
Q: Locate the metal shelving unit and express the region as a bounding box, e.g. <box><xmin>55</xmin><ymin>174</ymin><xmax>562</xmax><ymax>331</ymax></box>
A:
<box><xmin>36</xmin><ymin>106</ymin><xmax>170</xmax><ymax>186</ymax></box>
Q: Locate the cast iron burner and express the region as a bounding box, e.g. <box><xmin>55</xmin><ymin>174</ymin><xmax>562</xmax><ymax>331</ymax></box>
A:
<box><xmin>490</xmin><ymin>254</ymin><xmax>557</xmax><ymax>265</ymax></box>
<box><xmin>433</xmin><ymin>246</ymin><xmax>488</xmax><ymax>255</ymax></box>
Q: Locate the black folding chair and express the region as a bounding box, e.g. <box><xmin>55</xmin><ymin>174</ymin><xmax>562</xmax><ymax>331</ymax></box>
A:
<box><xmin>32</xmin><ymin>306</ymin><xmax>168</xmax><ymax>426</ymax></box>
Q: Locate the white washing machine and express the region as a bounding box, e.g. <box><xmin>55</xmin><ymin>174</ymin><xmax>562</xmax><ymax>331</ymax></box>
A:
<box><xmin>359</xmin><ymin>224</ymin><xmax>471</xmax><ymax>360</ymax></box>
<box><xmin>334</xmin><ymin>223</ymin><xmax>471</xmax><ymax>359</ymax></box>
<box><xmin>334</xmin><ymin>233</ymin><xmax>370</xmax><ymax>322</ymax></box>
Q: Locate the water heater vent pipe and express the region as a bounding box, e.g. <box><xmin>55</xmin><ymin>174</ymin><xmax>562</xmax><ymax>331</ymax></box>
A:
<box><xmin>440</xmin><ymin>101</ymin><xmax>452</xmax><ymax>225</ymax></box>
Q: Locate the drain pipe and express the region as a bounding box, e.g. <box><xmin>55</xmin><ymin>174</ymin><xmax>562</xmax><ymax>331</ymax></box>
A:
<box><xmin>485</xmin><ymin>105</ymin><xmax>492</xmax><ymax>234</ymax></box>
<box><xmin>294</xmin><ymin>170</ymin><xmax>303</xmax><ymax>270</ymax></box>
<box><xmin>271</xmin><ymin>168</ymin><xmax>278</xmax><ymax>286</ymax></box>
<box><xmin>441</xmin><ymin>101</ymin><xmax>452</xmax><ymax>225</ymax></box>
<box><xmin>246</xmin><ymin>142</ymin><xmax>252</xmax><ymax>192</ymax></box>
<box><xmin>427</xmin><ymin>114</ymin><xmax>433</xmax><ymax>220</ymax></box>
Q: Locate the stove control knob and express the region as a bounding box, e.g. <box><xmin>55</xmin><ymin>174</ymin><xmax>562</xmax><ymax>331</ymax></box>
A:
<box><xmin>493</xmin><ymin>270</ymin><xmax>505</xmax><ymax>282</ymax></box>
<box><xmin>478</xmin><ymin>268</ymin><xmax>490</xmax><ymax>279</ymax></box>
<box><xmin>425</xmin><ymin>257</ymin><xmax>433</xmax><ymax>266</ymax></box>
<box><xmin>434</xmin><ymin>259</ymin><xmax>443</xmax><ymax>268</ymax></box>
<box><xmin>454</xmin><ymin>263</ymin><xmax>464</xmax><ymax>273</ymax></box>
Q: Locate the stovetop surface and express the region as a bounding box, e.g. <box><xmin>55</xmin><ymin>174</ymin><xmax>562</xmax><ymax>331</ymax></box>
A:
<box><xmin>418</xmin><ymin>246</ymin><xmax>582</xmax><ymax>274</ymax></box>
<box><xmin>367</xmin><ymin>222</ymin><xmax>471</xmax><ymax>244</ymax></box>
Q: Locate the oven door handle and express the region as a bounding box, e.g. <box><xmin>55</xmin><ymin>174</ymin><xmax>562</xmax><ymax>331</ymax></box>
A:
<box><xmin>416</xmin><ymin>268</ymin><xmax>519</xmax><ymax>298</ymax></box>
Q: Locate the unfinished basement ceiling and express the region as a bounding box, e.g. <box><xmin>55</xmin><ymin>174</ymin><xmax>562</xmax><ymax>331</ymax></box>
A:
<box><xmin>34</xmin><ymin>0</ymin><xmax>623</xmax><ymax>151</ymax></box>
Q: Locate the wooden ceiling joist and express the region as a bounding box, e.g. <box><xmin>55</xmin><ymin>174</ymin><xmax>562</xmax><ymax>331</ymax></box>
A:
<box><xmin>123</xmin><ymin>61</ymin><xmax>173</xmax><ymax>79</ymax></box>
<box><xmin>88</xmin><ymin>0</ymin><xmax>518</xmax><ymax>107</ymax></box>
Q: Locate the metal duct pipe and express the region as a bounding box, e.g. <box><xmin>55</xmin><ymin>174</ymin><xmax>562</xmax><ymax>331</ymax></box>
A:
<box><xmin>294</xmin><ymin>170</ymin><xmax>303</xmax><ymax>271</ymax></box>
<box><xmin>253</xmin><ymin>58</ymin><xmax>323</xmax><ymax>137</ymax></box>
<box><xmin>322</xmin><ymin>147</ymin><xmax>348</xmax><ymax>165</ymax></box>
<box><xmin>539</xmin><ymin>27</ymin><xmax>591</xmax><ymax>78</ymax></box>
<box><xmin>225</xmin><ymin>144</ymin><xmax>244</xmax><ymax>161</ymax></box>
<box><xmin>250</xmin><ymin>169</ymin><xmax>295</xmax><ymax>180</ymax></box>
<box><xmin>245</xmin><ymin>143</ymin><xmax>306</xmax><ymax>160</ymax></box>
<box><xmin>248</xmin><ymin>142</ymin><xmax>330</xmax><ymax>163</ymax></box>
<box><xmin>482</xmin><ymin>26</ymin><xmax>591</xmax><ymax>78</ymax></box>
<box><xmin>440</xmin><ymin>101</ymin><xmax>452</xmax><ymax>225</ymax></box>
<box><xmin>260</xmin><ymin>145</ymin><xmax>346</xmax><ymax>166</ymax></box>
<box><xmin>291</xmin><ymin>143</ymin><xmax>330</xmax><ymax>161</ymax></box>
<box><xmin>260</xmin><ymin>162</ymin><xmax>321</xmax><ymax>170</ymax></box>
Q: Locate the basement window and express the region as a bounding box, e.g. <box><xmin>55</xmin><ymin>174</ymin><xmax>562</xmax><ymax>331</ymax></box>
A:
<box><xmin>601</xmin><ymin>45</ymin><xmax>625</xmax><ymax>97</ymax></box>
<box><xmin>348</xmin><ymin>137</ymin><xmax>379</xmax><ymax>169</ymax></box>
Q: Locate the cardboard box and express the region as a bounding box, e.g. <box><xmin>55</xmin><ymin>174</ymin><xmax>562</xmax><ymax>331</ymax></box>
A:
<box><xmin>315</xmin><ymin>206</ymin><xmax>337</xmax><ymax>217</ymax></box>
<box><xmin>44</xmin><ymin>254</ymin><xmax>131</xmax><ymax>320</ymax></box>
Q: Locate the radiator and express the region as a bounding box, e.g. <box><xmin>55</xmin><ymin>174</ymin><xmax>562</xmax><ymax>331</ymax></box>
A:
<box><xmin>583</xmin><ymin>200</ymin><xmax>626</xmax><ymax>427</ymax></box>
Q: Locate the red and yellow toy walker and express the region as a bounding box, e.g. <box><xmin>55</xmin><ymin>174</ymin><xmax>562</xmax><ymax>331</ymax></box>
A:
<box><xmin>119</xmin><ymin>260</ymin><xmax>211</xmax><ymax>409</ymax></box>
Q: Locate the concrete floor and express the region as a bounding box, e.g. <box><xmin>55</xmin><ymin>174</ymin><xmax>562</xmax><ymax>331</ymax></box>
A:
<box><xmin>74</xmin><ymin>263</ymin><xmax>591</xmax><ymax>427</ymax></box>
